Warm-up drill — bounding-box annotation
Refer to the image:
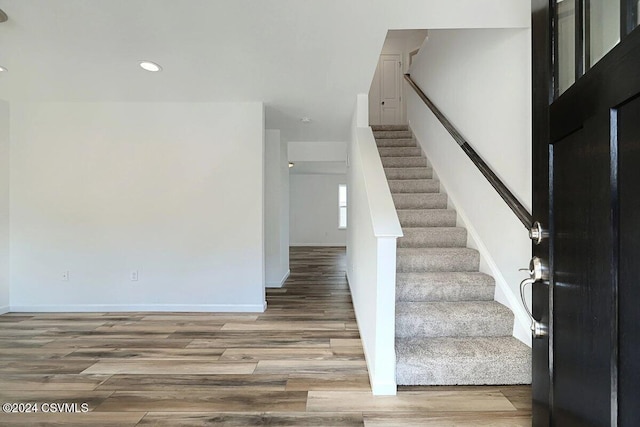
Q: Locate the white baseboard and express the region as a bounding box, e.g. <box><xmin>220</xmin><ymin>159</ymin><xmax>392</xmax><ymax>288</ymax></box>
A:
<box><xmin>0</xmin><ymin>305</ymin><xmax>9</xmax><ymax>315</ymax></box>
<box><xmin>266</xmin><ymin>269</ymin><xmax>290</xmax><ymax>288</ymax></box>
<box><xmin>460</xmin><ymin>213</ymin><xmax>532</xmax><ymax>346</ymax></box>
<box><xmin>411</xmin><ymin>126</ymin><xmax>531</xmax><ymax>347</ymax></box>
<box><xmin>425</xmin><ymin>169</ymin><xmax>532</xmax><ymax>346</ymax></box>
<box><xmin>289</xmin><ymin>243</ymin><xmax>346</xmax><ymax>247</ymax></box>
<box><xmin>370</xmin><ymin>380</ymin><xmax>399</xmax><ymax>396</ymax></box>
<box><xmin>9</xmin><ymin>303</ymin><xmax>267</xmax><ymax>313</ymax></box>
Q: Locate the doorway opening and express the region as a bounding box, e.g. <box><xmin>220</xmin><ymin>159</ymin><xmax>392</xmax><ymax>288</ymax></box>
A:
<box><xmin>368</xmin><ymin>29</ymin><xmax>428</xmax><ymax>126</ymax></box>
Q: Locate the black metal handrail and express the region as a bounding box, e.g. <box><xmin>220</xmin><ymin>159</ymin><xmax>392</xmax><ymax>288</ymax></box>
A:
<box><xmin>404</xmin><ymin>74</ymin><xmax>533</xmax><ymax>230</ymax></box>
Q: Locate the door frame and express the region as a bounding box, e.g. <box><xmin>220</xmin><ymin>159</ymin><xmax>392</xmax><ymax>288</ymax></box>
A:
<box><xmin>531</xmin><ymin>2</ymin><xmax>553</xmax><ymax>425</ymax></box>
<box><xmin>369</xmin><ymin>52</ymin><xmax>404</xmax><ymax>125</ymax></box>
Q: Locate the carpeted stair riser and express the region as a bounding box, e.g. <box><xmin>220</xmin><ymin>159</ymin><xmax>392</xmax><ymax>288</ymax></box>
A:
<box><xmin>398</xmin><ymin>227</ymin><xmax>467</xmax><ymax>248</ymax></box>
<box><xmin>396</xmin><ymin>247</ymin><xmax>479</xmax><ymax>272</ymax></box>
<box><xmin>384</xmin><ymin>167</ymin><xmax>432</xmax><ymax>180</ymax></box>
<box><xmin>397</xmin><ymin>209</ymin><xmax>457</xmax><ymax>227</ymax></box>
<box><xmin>381</xmin><ymin>156</ymin><xmax>427</xmax><ymax>168</ymax></box>
<box><xmin>373</xmin><ymin>130</ymin><xmax>413</xmax><ymax>139</ymax></box>
<box><xmin>396</xmin><ymin>337</ymin><xmax>532</xmax><ymax>385</ymax></box>
<box><xmin>376</xmin><ymin>138</ymin><xmax>417</xmax><ymax>147</ymax></box>
<box><xmin>389</xmin><ymin>179</ymin><xmax>440</xmax><ymax>194</ymax></box>
<box><xmin>371</xmin><ymin>124</ymin><xmax>409</xmax><ymax>131</ymax></box>
<box><xmin>378</xmin><ymin>147</ymin><xmax>423</xmax><ymax>157</ymax></box>
<box><xmin>395</xmin><ymin>301</ymin><xmax>513</xmax><ymax>338</ymax></box>
<box><xmin>392</xmin><ymin>193</ymin><xmax>447</xmax><ymax>209</ymax></box>
<box><xmin>396</xmin><ymin>272</ymin><xmax>495</xmax><ymax>302</ymax></box>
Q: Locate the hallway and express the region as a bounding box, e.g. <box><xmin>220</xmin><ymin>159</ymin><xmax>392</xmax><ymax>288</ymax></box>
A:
<box><xmin>0</xmin><ymin>247</ymin><xmax>530</xmax><ymax>426</ymax></box>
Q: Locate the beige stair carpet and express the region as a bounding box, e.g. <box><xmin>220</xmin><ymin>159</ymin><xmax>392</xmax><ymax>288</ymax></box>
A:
<box><xmin>371</xmin><ymin>124</ymin><xmax>531</xmax><ymax>386</ymax></box>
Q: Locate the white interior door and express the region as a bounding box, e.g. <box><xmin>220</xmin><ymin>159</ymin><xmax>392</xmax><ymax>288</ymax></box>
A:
<box><xmin>369</xmin><ymin>53</ymin><xmax>402</xmax><ymax>125</ymax></box>
<box><xmin>379</xmin><ymin>54</ymin><xmax>401</xmax><ymax>125</ymax></box>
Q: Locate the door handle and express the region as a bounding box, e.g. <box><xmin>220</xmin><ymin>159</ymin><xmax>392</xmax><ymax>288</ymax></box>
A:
<box><xmin>381</xmin><ymin>101</ymin><xmax>385</xmax><ymax>105</ymax></box>
<box><xmin>520</xmin><ymin>256</ymin><xmax>548</xmax><ymax>339</ymax></box>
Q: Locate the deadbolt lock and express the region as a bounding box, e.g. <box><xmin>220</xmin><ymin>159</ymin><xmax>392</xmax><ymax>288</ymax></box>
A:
<box><xmin>529</xmin><ymin>221</ymin><xmax>548</xmax><ymax>245</ymax></box>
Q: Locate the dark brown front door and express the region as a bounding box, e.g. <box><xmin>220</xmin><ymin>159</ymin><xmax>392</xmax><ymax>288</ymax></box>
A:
<box><xmin>532</xmin><ymin>1</ymin><xmax>640</xmax><ymax>426</ymax></box>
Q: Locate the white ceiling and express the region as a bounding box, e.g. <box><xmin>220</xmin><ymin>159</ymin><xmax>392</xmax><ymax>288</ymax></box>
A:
<box><xmin>0</xmin><ymin>0</ymin><xmax>529</xmax><ymax>143</ymax></box>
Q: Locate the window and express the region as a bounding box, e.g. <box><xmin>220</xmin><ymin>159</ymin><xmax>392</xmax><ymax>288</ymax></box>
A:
<box><xmin>338</xmin><ymin>184</ymin><xmax>347</xmax><ymax>229</ymax></box>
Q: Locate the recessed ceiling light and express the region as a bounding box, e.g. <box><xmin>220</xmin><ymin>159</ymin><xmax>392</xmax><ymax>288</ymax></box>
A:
<box><xmin>301</xmin><ymin>117</ymin><xmax>311</xmax><ymax>123</ymax></box>
<box><xmin>0</xmin><ymin>66</ymin><xmax>7</xmax><ymax>72</ymax></box>
<box><xmin>139</xmin><ymin>61</ymin><xmax>162</xmax><ymax>72</ymax></box>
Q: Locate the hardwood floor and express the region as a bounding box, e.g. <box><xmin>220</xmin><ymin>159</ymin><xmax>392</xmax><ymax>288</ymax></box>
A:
<box><xmin>0</xmin><ymin>246</ymin><xmax>531</xmax><ymax>426</ymax></box>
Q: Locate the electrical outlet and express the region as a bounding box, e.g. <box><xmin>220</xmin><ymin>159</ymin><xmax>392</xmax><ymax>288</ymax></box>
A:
<box><xmin>61</xmin><ymin>271</ymin><xmax>69</xmax><ymax>281</ymax></box>
<box><xmin>130</xmin><ymin>270</ymin><xmax>139</xmax><ymax>281</ymax></box>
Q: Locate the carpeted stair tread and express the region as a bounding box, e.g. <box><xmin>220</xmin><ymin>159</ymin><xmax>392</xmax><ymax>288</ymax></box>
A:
<box><xmin>384</xmin><ymin>167</ymin><xmax>432</xmax><ymax>180</ymax></box>
<box><xmin>381</xmin><ymin>156</ymin><xmax>427</xmax><ymax>168</ymax></box>
<box><xmin>396</xmin><ymin>247</ymin><xmax>479</xmax><ymax>272</ymax></box>
<box><xmin>389</xmin><ymin>179</ymin><xmax>440</xmax><ymax>194</ymax></box>
<box><xmin>392</xmin><ymin>193</ymin><xmax>447</xmax><ymax>209</ymax></box>
<box><xmin>395</xmin><ymin>301</ymin><xmax>513</xmax><ymax>338</ymax></box>
<box><xmin>376</xmin><ymin>138</ymin><xmax>417</xmax><ymax>147</ymax></box>
<box><xmin>373</xmin><ymin>130</ymin><xmax>413</xmax><ymax>139</ymax></box>
<box><xmin>397</xmin><ymin>209</ymin><xmax>457</xmax><ymax>227</ymax></box>
<box><xmin>371</xmin><ymin>124</ymin><xmax>409</xmax><ymax>131</ymax></box>
<box><xmin>378</xmin><ymin>147</ymin><xmax>423</xmax><ymax>157</ymax></box>
<box><xmin>396</xmin><ymin>336</ymin><xmax>532</xmax><ymax>385</ymax></box>
<box><xmin>396</xmin><ymin>272</ymin><xmax>495</xmax><ymax>302</ymax></box>
<box><xmin>398</xmin><ymin>227</ymin><xmax>467</xmax><ymax>248</ymax></box>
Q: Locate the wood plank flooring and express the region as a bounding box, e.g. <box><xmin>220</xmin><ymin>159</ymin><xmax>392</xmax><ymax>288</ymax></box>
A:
<box><xmin>0</xmin><ymin>246</ymin><xmax>531</xmax><ymax>426</ymax></box>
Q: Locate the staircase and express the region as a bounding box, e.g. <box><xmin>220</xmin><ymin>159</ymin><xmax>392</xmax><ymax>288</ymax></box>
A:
<box><xmin>372</xmin><ymin>124</ymin><xmax>531</xmax><ymax>386</ymax></box>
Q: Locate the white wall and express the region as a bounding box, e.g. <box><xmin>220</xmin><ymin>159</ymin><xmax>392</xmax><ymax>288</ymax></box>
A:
<box><xmin>0</xmin><ymin>100</ymin><xmax>9</xmax><ymax>314</ymax></box>
<box><xmin>290</xmin><ymin>174</ymin><xmax>347</xmax><ymax>246</ymax></box>
<box><xmin>288</xmin><ymin>141</ymin><xmax>347</xmax><ymax>162</ymax></box>
<box><xmin>9</xmin><ymin>101</ymin><xmax>266</xmax><ymax>312</ymax></box>
<box><xmin>278</xmin><ymin>140</ymin><xmax>290</xmax><ymax>280</ymax></box>
<box><xmin>347</xmin><ymin>94</ymin><xmax>402</xmax><ymax>395</ymax></box>
<box><xmin>288</xmin><ymin>140</ymin><xmax>348</xmax><ymax>175</ymax></box>
<box><xmin>408</xmin><ymin>28</ymin><xmax>532</xmax><ymax>343</ymax></box>
<box><xmin>264</xmin><ymin>130</ymin><xmax>290</xmax><ymax>288</ymax></box>
<box><xmin>288</xmin><ymin>141</ymin><xmax>348</xmax><ymax>246</ymax></box>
